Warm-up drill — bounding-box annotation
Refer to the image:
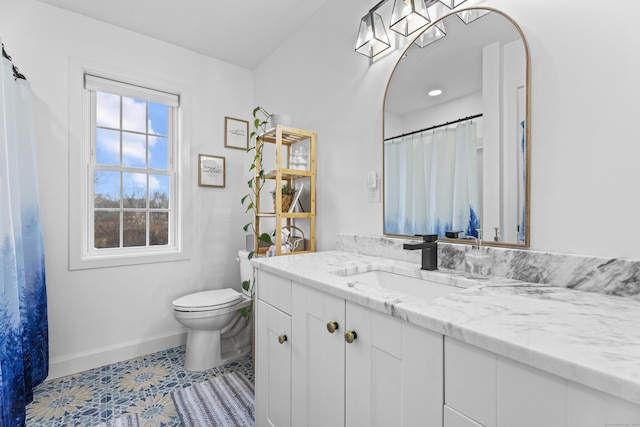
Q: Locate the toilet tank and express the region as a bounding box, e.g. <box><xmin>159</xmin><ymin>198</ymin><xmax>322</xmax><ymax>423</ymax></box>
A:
<box><xmin>237</xmin><ymin>250</ymin><xmax>253</xmax><ymax>296</ymax></box>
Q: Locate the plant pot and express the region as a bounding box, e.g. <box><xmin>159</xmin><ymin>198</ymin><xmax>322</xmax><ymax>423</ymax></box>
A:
<box><xmin>270</xmin><ymin>114</ymin><xmax>292</xmax><ymax>128</ymax></box>
<box><xmin>273</xmin><ymin>193</ymin><xmax>294</xmax><ymax>212</ymax></box>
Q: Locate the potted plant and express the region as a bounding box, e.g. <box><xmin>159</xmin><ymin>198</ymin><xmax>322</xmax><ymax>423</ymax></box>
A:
<box><xmin>271</xmin><ymin>183</ymin><xmax>297</xmax><ymax>213</ymax></box>
<box><xmin>239</xmin><ymin>106</ymin><xmax>273</xmax><ymax>321</ymax></box>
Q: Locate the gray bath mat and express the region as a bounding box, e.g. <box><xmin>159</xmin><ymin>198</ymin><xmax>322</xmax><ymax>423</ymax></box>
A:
<box><xmin>93</xmin><ymin>413</ymin><xmax>139</xmax><ymax>427</ymax></box>
<box><xmin>172</xmin><ymin>372</ymin><xmax>254</xmax><ymax>427</ymax></box>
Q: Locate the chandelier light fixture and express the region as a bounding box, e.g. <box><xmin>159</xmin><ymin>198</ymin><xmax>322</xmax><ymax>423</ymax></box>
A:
<box><xmin>457</xmin><ymin>8</ymin><xmax>490</xmax><ymax>24</ymax></box>
<box><xmin>355</xmin><ymin>8</ymin><xmax>392</xmax><ymax>58</ymax></box>
<box><xmin>389</xmin><ymin>0</ymin><xmax>431</xmax><ymax>37</ymax></box>
<box><xmin>355</xmin><ymin>0</ymin><xmax>469</xmax><ymax>58</ymax></box>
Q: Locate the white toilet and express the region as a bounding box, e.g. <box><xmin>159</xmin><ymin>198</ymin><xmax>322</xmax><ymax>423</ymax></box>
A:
<box><xmin>172</xmin><ymin>250</ymin><xmax>253</xmax><ymax>371</ymax></box>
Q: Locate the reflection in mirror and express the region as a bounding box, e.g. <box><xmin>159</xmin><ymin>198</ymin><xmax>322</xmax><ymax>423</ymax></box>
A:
<box><xmin>383</xmin><ymin>8</ymin><xmax>530</xmax><ymax>247</ymax></box>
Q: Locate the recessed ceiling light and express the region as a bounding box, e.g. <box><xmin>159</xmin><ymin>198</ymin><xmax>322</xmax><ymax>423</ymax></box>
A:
<box><xmin>428</xmin><ymin>89</ymin><xmax>443</xmax><ymax>97</ymax></box>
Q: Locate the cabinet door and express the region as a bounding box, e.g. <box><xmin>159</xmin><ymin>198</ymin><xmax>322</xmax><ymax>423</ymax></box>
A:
<box><xmin>444</xmin><ymin>405</ymin><xmax>485</xmax><ymax>427</ymax></box>
<box><xmin>257</xmin><ymin>270</ymin><xmax>292</xmax><ymax>314</ymax></box>
<box><xmin>256</xmin><ymin>300</ymin><xmax>292</xmax><ymax>427</ymax></box>
<box><xmin>445</xmin><ymin>337</ymin><xmax>497</xmax><ymax>427</ymax></box>
<box><xmin>291</xmin><ymin>284</ymin><xmax>346</xmax><ymax>427</ymax></box>
<box><xmin>345</xmin><ymin>302</ymin><xmax>443</xmax><ymax>427</ymax></box>
<box><xmin>496</xmin><ymin>356</ymin><xmax>566</xmax><ymax>427</ymax></box>
<box><xmin>567</xmin><ymin>381</ymin><xmax>640</xmax><ymax>427</ymax></box>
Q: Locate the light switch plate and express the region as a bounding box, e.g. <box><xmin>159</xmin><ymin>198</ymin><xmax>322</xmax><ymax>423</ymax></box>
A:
<box><xmin>368</xmin><ymin>186</ymin><xmax>381</xmax><ymax>203</ymax></box>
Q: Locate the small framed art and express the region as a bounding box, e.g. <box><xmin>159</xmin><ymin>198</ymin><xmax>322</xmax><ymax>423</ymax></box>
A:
<box><xmin>224</xmin><ymin>116</ymin><xmax>249</xmax><ymax>150</ymax></box>
<box><xmin>198</xmin><ymin>154</ymin><xmax>225</xmax><ymax>188</ymax></box>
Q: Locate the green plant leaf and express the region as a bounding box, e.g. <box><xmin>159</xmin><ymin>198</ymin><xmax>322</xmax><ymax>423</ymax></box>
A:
<box><xmin>245</xmin><ymin>202</ymin><xmax>254</xmax><ymax>212</ymax></box>
<box><xmin>241</xmin><ymin>194</ymin><xmax>249</xmax><ymax>204</ymax></box>
<box><xmin>248</xmin><ymin>251</ymin><xmax>255</xmax><ymax>260</ymax></box>
<box><xmin>242</xmin><ymin>280</ymin><xmax>250</xmax><ymax>292</ymax></box>
<box><xmin>254</xmin><ymin>118</ymin><xmax>261</xmax><ymax>129</ymax></box>
<box><xmin>240</xmin><ymin>307</ymin><xmax>249</xmax><ymax>318</ymax></box>
<box><xmin>247</xmin><ymin>179</ymin><xmax>253</xmax><ymax>188</ymax></box>
<box><xmin>243</xmin><ymin>222</ymin><xmax>251</xmax><ymax>232</ymax></box>
<box><xmin>252</xmin><ymin>106</ymin><xmax>261</xmax><ymax>116</ymax></box>
<box><xmin>259</xmin><ymin>233</ymin><xmax>272</xmax><ymax>244</ymax></box>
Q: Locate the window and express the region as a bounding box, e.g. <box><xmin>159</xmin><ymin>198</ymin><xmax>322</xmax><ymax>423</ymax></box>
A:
<box><xmin>70</xmin><ymin>69</ymin><xmax>189</xmax><ymax>269</ymax></box>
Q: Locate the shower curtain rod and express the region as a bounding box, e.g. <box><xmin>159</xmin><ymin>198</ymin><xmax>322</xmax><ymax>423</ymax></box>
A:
<box><xmin>384</xmin><ymin>113</ymin><xmax>482</xmax><ymax>142</ymax></box>
<box><xmin>2</xmin><ymin>44</ymin><xmax>26</xmax><ymax>80</ymax></box>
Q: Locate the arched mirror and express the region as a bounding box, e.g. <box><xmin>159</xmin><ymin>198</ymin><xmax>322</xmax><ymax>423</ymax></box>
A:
<box><xmin>383</xmin><ymin>8</ymin><xmax>530</xmax><ymax>247</ymax></box>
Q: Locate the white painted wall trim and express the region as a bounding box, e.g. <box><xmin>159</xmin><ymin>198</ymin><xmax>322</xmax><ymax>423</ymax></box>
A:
<box><xmin>48</xmin><ymin>329</ymin><xmax>187</xmax><ymax>379</ymax></box>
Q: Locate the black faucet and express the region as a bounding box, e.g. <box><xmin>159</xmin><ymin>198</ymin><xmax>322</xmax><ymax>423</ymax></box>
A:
<box><xmin>403</xmin><ymin>234</ymin><xmax>438</xmax><ymax>271</ymax></box>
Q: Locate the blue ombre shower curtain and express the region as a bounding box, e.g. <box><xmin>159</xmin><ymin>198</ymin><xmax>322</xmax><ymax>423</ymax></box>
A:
<box><xmin>0</xmin><ymin>40</ymin><xmax>49</xmax><ymax>427</ymax></box>
<box><xmin>384</xmin><ymin>121</ymin><xmax>480</xmax><ymax>237</ymax></box>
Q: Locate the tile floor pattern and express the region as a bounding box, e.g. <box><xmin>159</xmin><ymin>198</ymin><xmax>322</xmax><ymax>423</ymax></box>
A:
<box><xmin>26</xmin><ymin>346</ymin><xmax>254</xmax><ymax>427</ymax></box>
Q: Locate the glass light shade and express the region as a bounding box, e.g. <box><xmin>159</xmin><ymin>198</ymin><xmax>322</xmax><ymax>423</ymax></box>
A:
<box><xmin>355</xmin><ymin>11</ymin><xmax>391</xmax><ymax>58</ymax></box>
<box><xmin>390</xmin><ymin>0</ymin><xmax>431</xmax><ymax>37</ymax></box>
<box><xmin>414</xmin><ymin>20</ymin><xmax>446</xmax><ymax>48</ymax></box>
<box><xmin>439</xmin><ymin>0</ymin><xmax>468</xmax><ymax>9</ymax></box>
<box><xmin>457</xmin><ymin>9</ymin><xmax>491</xmax><ymax>24</ymax></box>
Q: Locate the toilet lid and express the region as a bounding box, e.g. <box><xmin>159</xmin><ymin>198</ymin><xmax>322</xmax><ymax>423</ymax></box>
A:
<box><xmin>172</xmin><ymin>289</ymin><xmax>242</xmax><ymax>311</ymax></box>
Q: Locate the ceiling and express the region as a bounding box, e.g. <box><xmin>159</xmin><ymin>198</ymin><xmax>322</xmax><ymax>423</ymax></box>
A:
<box><xmin>36</xmin><ymin>0</ymin><xmax>330</xmax><ymax>70</ymax></box>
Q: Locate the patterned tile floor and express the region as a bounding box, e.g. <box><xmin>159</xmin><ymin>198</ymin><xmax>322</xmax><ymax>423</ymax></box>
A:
<box><xmin>26</xmin><ymin>346</ymin><xmax>254</xmax><ymax>427</ymax></box>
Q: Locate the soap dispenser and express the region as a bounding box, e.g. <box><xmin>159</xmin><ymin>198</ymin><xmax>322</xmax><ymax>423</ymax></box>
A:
<box><xmin>465</xmin><ymin>229</ymin><xmax>493</xmax><ymax>278</ymax></box>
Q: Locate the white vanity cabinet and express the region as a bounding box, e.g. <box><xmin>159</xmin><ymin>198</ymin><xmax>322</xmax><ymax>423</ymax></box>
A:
<box><xmin>444</xmin><ymin>337</ymin><xmax>640</xmax><ymax>427</ymax></box>
<box><xmin>255</xmin><ymin>271</ymin><xmax>293</xmax><ymax>427</ymax></box>
<box><xmin>289</xmin><ymin>281</ymin><xmax>444</xmax><ymax>427</ymax></box>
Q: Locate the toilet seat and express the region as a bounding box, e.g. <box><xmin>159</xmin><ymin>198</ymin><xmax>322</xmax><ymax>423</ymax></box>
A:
<box><xmin>172</xmin><ymin>289</ymin><xmax>242</xmax><ymax>312</ymax></box>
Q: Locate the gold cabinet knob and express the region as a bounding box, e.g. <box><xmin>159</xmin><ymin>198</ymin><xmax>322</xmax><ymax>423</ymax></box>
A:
<box><xmin>326</xmin><ymin>321</ymin><xmax>339</xmax><ymax>334</ymax></box>
<box><xmin>344</xmin><ymin>330</ymin><xmax>358</xmax><ymax>344</ymax></box>
<box><xmin>278</xmin><ymin>334</ymin><xmax>288</xmax><ymax>344</ymax></box>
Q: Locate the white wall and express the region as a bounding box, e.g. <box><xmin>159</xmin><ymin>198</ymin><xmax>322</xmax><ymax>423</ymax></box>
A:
<box><xmin>255</xmin><ymin>0</ymin><xmax>640</xmax><ymax>260</ymax></box>
<box><xmin>1</xmin><ymin>0</ymin><xmax>255</xmax><ymax>377</ymax></box>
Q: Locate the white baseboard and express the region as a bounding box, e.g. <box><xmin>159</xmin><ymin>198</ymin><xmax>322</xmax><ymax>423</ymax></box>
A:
<box><xmin>47</xmin><ymin>329</ymin><xmax>188</xmax><ymax>380</ymax></box>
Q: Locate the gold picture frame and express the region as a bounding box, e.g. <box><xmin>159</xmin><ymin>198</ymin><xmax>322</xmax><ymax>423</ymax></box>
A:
<box><xmin>224</xmin><ymin>116</ymin><xmax>249</xmax><ymax>150</ymax></box>
<box><xmin>198</xmin><ymin>154</ymin><xmax>225</xmax><ymax>188</ymax></box>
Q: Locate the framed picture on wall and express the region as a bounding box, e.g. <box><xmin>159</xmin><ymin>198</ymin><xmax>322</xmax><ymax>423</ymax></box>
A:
<box><xmin>198</xmin><ymin>154</ymin><xmax>225</xmax><ymax>188</ymax></box>
<box><xmin>224</xmin><ymin>116</ymin><xmax>249</xmax><ymax>150</ymax></box>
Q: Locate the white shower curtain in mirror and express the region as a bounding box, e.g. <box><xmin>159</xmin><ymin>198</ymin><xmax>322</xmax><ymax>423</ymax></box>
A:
<box><xmin>385</xmin><ymin>121</ymin><xmax>480</xmax><ymax>238</ymax></box>
<box><xmin>0</xmin><ymin>41</ymin><xmax>48</xmax><ymax>427</ymax></box>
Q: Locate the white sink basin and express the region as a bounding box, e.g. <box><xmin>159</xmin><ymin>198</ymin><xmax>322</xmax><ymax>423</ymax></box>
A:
<box><xmin>344</xmin><ymin>270</ymin><xmax>462</xmax><ymax>300</ymax></box>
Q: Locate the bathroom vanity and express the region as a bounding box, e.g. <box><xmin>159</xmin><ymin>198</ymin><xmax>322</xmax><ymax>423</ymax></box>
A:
<box><xmin>253</xmin><ymin>251</ymin><xmax>640</xmax><ymax>427</ymax></box>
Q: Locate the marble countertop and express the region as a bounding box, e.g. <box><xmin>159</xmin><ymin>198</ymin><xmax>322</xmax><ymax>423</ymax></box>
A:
<box><xmin>252</xmin><ymin>250</ymin><xmax>640</xmax><ymax>406</ymax></box>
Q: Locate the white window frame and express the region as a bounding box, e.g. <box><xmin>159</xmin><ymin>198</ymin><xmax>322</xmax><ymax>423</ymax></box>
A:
<box><xmin>69</xmin><ymin>59</ymin><xmax>191</xmax><ymax>270</ymax></box>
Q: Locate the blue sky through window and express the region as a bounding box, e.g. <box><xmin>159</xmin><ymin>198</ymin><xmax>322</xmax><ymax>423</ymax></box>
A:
<box><xmin>94</xmin><ymin>92</ymin><xmax>170</xmax><ymax>205</ymax></box>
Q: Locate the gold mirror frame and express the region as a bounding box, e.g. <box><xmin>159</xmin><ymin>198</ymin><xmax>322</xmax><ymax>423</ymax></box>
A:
<box><xmin>382</xmin><ymin>7</ymin><xmax>531</xmax><ymax>248</ymax></box>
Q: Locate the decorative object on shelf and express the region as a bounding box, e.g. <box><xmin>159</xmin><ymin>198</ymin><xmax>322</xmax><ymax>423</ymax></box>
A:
<box><xmin>224</xmin><ymin>116</ymin><xmax>249</xmax><ymax>150</ymax></box>
<box><xmin>355</xmin><ymin>0</ymin><xmax>470</xmax><ymax>58</ymax></box>
<box><xmin>269</xmin><ymin>113</ymin><xmax>292</xmax><ymax>127</ymax></box>
<box><xmin>290</xmin><ymin>145</ymin><xmax>308</xmax><ymax>170</ymax></box>
<box><xmin>198</xmin><ymin>154</ymin><xmax>225</xmax><ymax>187</ymax></box>
<box><xmin>271</xmin><ymin>183</ymin><xmax>297</xmax><ymax>213</ymax></box>
<box><xmin>288</xmin><ymin>183</ymin><xmax>304</xmax><ymax>213</ymax></box>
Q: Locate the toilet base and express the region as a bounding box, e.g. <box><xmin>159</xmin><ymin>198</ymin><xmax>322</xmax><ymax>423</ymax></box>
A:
<box><xmin>184</xmin><ymin>327</ymin><xmax>252</xmax><ymax>372</ymax></box>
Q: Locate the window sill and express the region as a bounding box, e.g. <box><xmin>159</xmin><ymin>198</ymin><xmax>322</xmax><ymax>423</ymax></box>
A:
<box><xmin>69</xmin><ymin>248</ymin><xmax>190</xmax><ymax>270</ymax></box>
